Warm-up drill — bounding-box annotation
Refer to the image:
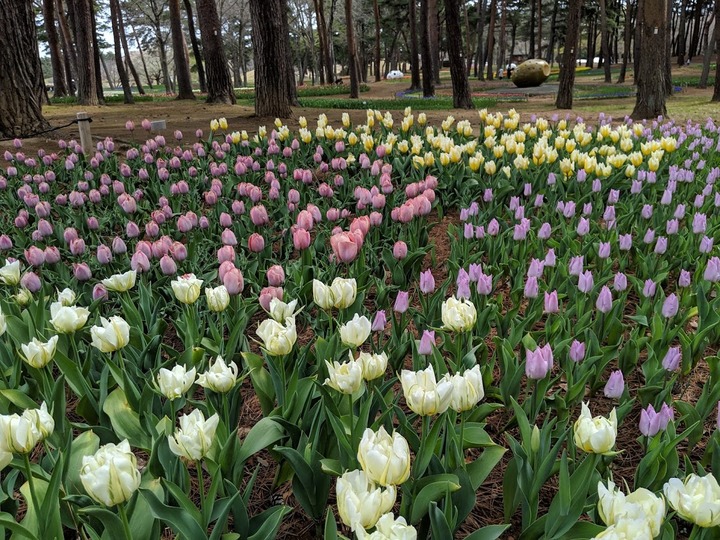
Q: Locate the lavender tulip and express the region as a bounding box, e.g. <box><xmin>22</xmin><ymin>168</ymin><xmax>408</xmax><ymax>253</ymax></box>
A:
<box><xmin>569</xmin><ymin>256</ymin><xmax>584</xmax><ymax>277</ymax></box>
<box><xmin>618</xmin><ymin>234</ymin><xmax>633</xmax><ymax>251</ymax></box>
<box><xmin>596</xmin><ymin>286</ymin><xmax>613</xmax><ymax>313</ymax></box>
<box><xmin>704</xmin><ymin>257</ymin><xmax>720</xmax><ymax>282</ymax></box>
<box><xmin>418</xmin><ymin>330</ymin><xmax>435</xmax><ymax>355</ymax></box>
<box><xmin>662</xmin><ymin>347</ymin><xmax>681</xmax><ymax>371</ymax></box>
<box><xmin>526</xmin><ymin>344</ymin><xmax>553</xmax><ymax>379</ymax></box>
<box><xmin>678</xmin><ymin>270</ymin><xmax>692</xmax><ymax>288</ymax></box>
<box><xmin>598</xmin><ymin>242</ymin><xmax>611</xmax><ymax>259</ymax></box>
<box><xmin>640</xmin><ymin>403</ymin><xmax>674</xmax><ymax>437</ymax></box>
<box><xmin>642</xmin><ymin>280</ymin><xmax>656</xmax><ymax>298</ymax></box>
<box><xmin>419</xmin><ymin>270</ymin><xmax>435</xmax><ymax>294</ymax></box>
<box><xmin>372</xmin><ymin>310</ymin><xmax>387</xmax><ymax>332</ymax></box>
<box><xmin>524</xmin><ymin>276</ymin><xmax>539</xmax><ymax>298</ymax></box>
<box><xmin>477</xmin><ymin>273</ymin><xmax>493</xmax><ymax>295</ymax></box>
<box><xmin>578</xmin><ymin>271</ymin><xmax>594</xmax><ymax>294</ymax></box>
<box><xmin>545</xmin><ymin>249</ymin><xmax>556</xmax><ymax>267</ymax></box>
<box><xmin>662</xmin><ymin>294</ymin><xmax>679</xmax><ymax>318</ymax></box>
<box><xmin>604</xmin><ymin>371</ymin><xmax>624</xmax><ymax>399</ymax></box>
<box><xmin>700</xmin><ymin>236</ymin><xmax>714</xmax><ymax>253</ymax></box>
<box><xmin>569</xmin><ymin>340</ymin><xmax>585</xmax><ymax>362</ymax></box>
<box><xmin>456</xmin><ymin>270</ymin><xmax>471</xmax><ymax>300</ymax></box>
<box><xmin>394</xmin><ymin>292</ymin><xmax>410</xmax><ymax>313</ymax></box>
<box><xmin>613</xmin><ymin>272</ymin><xmax>628</xmax><ymax>292</ymax></box>
<box><xmin>544</xmin><ymin>291</ymin><xmax>559</xmax><ymax>313</ymax></box>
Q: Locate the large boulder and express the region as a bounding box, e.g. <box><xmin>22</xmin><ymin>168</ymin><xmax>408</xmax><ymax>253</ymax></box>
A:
<box><xmin>511</xmin><ymin>59</ymin><xmax>551</xmax><ymax>88</ymax></box>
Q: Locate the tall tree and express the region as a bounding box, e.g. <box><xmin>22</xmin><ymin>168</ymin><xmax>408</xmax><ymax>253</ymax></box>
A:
<box><xmin>429</xmin><ymin>0</ymin><xmax>440</xmax><ymax>82</ymax></box>
<box><xmin>372</xmin><ymin>0</ymin><xmax>381</xmax><ymax>80</ymax></box>
<box><xmin>497</xmin><ymin>0</ymin><xmax>507</xmax><ymax>76</ymax></box>
<box><xmin>617</xmin><ymin>0</ymin><xmax>634</xmax><ymax>82</ymax></box>
<box><xmin>183</xmin><ymin>0</ymin><xmax>206</xmax><ymax>92</ymax></box>
<box><xmin>556</xmin><ymin>0</ymin><xmax>583</xmax><ymax>108</ymax></box>
<box><xmin>43</xmin><ymin>0</ymin><xmax>68</xmax><ymax>97</ymax></box>
<box><xmin>420</xmin><ymin>0</ymin><xmax>435</xmax><ymax>96</ymax></box>
<box><xmin>475</xmin><ymin>0</ymin><xmax>486</xmax><ymax>79</ymax></box>
<box><xmin>169</xmin><ymin>0</ymin><xmax>195</xmax><ymax>99</ymax></box>
<box><xmin>0</xmin><ymin>0</ymin><xmax>50</xmax><ymax>137</ymax></box>
<box><xmin>70</xmin><ymin>0</ymin><xmax>99</xmax><ymax>105</ymax></box>
<box><xmin>599</xmin><ymin>0</ymin><xmax>612</xmax><ymax>82</ymax></box>
<box><xmin>110</xmin><ymin>0</ymin><xmax>134</xmax><ymax>103</ymax></box>
<box><xmin>409</xmin><ymin>0</ymin><xmax>421</xmax><ymax>89</ymax></box>
<box><xmin>486</xmin><ymin>0</ymin><xmax>497</xmax><ymax>80</ymax></box>
<box><xmin>115</xmin><ymin>0</ymin><xmax>145</xmax><ymax>94</ymax></box>
<box><xmin>90</xmin><ymin>0</ymin><xmax>105</xmax><ymax>103</ymax></box>
<box><xmin>280</xmin><ymin>0</ymin><xmax>299</xmax><ymax>105</ymax></box>
<box><xmin>631</xmin><ymin>0</ymin><xmax>667</xmax><ymax>118</ymax></box>
<box><xmin>345</xmin><ymin>0</ymin><xmax>360</xmax><ymax>98</ymax></box>
<box><xmin>445</xmin><ymin>0</ymin><xmax>473</xmax><ymax>108</ymax></box>
<box><xmin>197</xmin><ymin>0</ymin><xmax>236</xmax><ymax>103</ymax></box>
<box><xmin>712</xmin><ymin>0</ymin><xmax>720</xmax><ymax>100</ymax></box>
<box><xmin>676</xmin><ymin>0</ymin><xmax>689</xmax><ymax>64</ymax></box>
<box><xmin>249</xmin><ymin>0</ymin><xmax>291</xmax><ymax>115</ymax></box>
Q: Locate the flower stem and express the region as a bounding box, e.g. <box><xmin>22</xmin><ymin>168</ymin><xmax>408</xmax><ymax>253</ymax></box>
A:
<box><xmin>196</xmin><ymin>461</ymin><xmax>206</xmax><ymax>513</ymax></box>
<box><xmin>23</xmin><ymin>454</ymin><xmax>43</xmax><ymax>534</ymax></box>
<box><xmin>117</xmin><ymin>502</ymin><xmax>133</xmax><ymax>540</ymax></box>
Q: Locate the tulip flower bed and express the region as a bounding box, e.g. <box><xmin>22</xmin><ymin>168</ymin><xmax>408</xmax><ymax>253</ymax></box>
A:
<box><xmin>1</xmin><ymin>108</ymin><xmax>720</xmax><ymax>540</ymax></box>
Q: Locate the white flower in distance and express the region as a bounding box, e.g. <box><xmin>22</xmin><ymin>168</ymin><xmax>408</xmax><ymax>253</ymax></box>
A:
<box><xmin>324</xmin><ymin>356</ymin><xmax>364</xmax><ymax>394</ymax></box>
<box><xmin>339</xmin><ymin>314</ymin><xmax>371</xmax><ymax>348</ymax></box>
<box><xmin>330</xmin><ymin>277</ymin><xmax>357</xmax><ymax>309</ymax></box>
<box><xmin>441</xmin><ymin>296</ymin><xmax>477</xmax><ymax>333</ymax></box>
<box><xmin>400</xmin><ymin>364</ymin><xmax>453</xmax><ymax>416</ymax></box>
<box><xmin>590</xmin><ymin>518</ymin><xmax>653</xmax><ymax>540</ymax></box>
<box><xmin>14</xmin><ymin>289</ymin><xmax>32</xmax><ymax>306</ymax></box>
<box><xmin>196</xmin><ymin>356</ymin><xmax>238</xmax><ymax>393</ymax></box>
<box><xmin>664</xmin><ymin>473</ymin><xmax>720</xmax><ymax>527</ymax></box>
<box><xmin>205</xmin><ymin>285</ymin><xmax>230</xmax><ymax>312</ymax></box>
<box><xmin>0</xmin><ymin>260</ymin><xmax>21</xmax><ymax>286</ymax></box>
<box><xmin>597</xmin><ymin>480</ymin><xmax>665</xmax><ymax>537</ymax></box>
<box><xmin>356</xmin><ymin>513</ymin><xmax>418</xmax><ymax>540</ymax></box>
<box><xmin>357</xmin><ymin>426</ymin><xmax>411</xmax><ymax>486</ymax></box>
<box><xmin>168</xmin><ymin>409</ymin><xmax>219</xmax><ymax>461</ymax></box>
<box><xmin>357</xmin><ymin>351</ymin><xmax>388</xmax><ymax>381</ymax></box>
<box><xmin>20</xmin><ymin>335</ymin><xmax>59</xmax><ymax>368</ymax></box>
<box><xmin>157</xmin><ymin>364</ymin><xmax>197</xmax><ymax>400</ymax></box>
<box><xmin>90</xmin><ymin>316</ymin><xmax>130</xmax><ymax>353</ymax></box>
<box><xmin>102</xmin><ymin>270</ymin><xmax>137</xmax><ymax>293</ymax></box>
<box><xmin>573</xmin><ymin>402</ymin><xmax>617</xmax><ymax>455</ymax></box>
<box><xmin>80</xmin><ymin>440</ymin><xmax>141</xmax><ymax>507</ymax></box>
<box><xmin>0</xmin><ymin>402</ymin><xmax>54</xmax><ymax>455</ymax></box>
<box><xmin>448</xmin><ymin>365</ymin><xmax>485</xmax><ymax>412</ymax></box>
<box><xmin>268</xmin><ymin>297</ymin><xmax>299</xmax><ymax>324</ymax></box>
<box><xmin>312</xmin><ymin>279</ymin><xmax>334</xmax><ymax>310</ymax></box>
<box><xmin>256</xmin><ymin>316</ymin><xmax>298</xmax><ymax>356</ymax></box>
<box><xmin>49</xmin><ymin>301</ymin><xmax>90</xmax><ymax>334</ymax></box>
<box><xmin>171</xmin><ymin>273</ymin><xmax>203</xmax><ymax>304</ymax></box>
<box><xmin>336</xmin><ymin>470</ymin><xmax>396</xmax><ymax>531</ymax></box>
<box><xmin>56</xmin><ymin>287</ymin><xmax>77</xmax><ymax>306</ymax></box>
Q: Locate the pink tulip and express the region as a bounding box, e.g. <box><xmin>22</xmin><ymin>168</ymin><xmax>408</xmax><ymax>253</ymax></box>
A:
<box><xmin>524</xmin><ymin>276</ymin><xmax>539</xmax><ymax>298</ymax></box>
<box><xmin>96</xmin><ymin>245</ymin><xmax>113</xmax><ymax>265</ymax></box>
<box><xmin>126</xmin><ymin>221</ymin><xmax>140</xmax><ymax>238</ymax></box>
<box><xmin>267</xmin><ymin>265</ymin><xmax>285</xmax><ymax>286</ymax></box>
<box><xmin>662</xmin><ymin>294</ymin><xmax>679</xmax><ymax>318</ymax></box>
<box><xmin>544</xmin><ymin>291</ymin><xmax>559</xmax><ymax>313</ymax></box>
<box><xmin>525</xmin><ymin>344</ymin><xmax>553</xmax><ymax>379</ymax></box>
<box><xmin>159</xmin><ymin>255</ymin><xmax>177</xmax><ymax>275</ymax></box>
<box><xmin>259</xmin><ymin>286</ymin><xmax>283</xmax><ymax>311</ymax></box>
<box><xmin>293</xmin><ymin>228</ymin><xmax>311</xmax><ymax>250</ymax></box>
<box><xmin>72</xmin><ymin>263</ymin><xmax>92</xmax><ymax>281</ymax></box>
<box><xmin>604</xmin><ymin>370</ymin><xmax>624</xmax><ymax>399</ymax></box>
<box><xmin>131</xmin><ymin>251</ymin><xmax>151</xmax><ymax>273</ymax></box>
<box><xmin>221</xmin><ymin>229</ymin><xmax>238</xmax><ymax>246</ymax></box>
<box><xmin>596</xmin><ymin>286</ymin><xmax>613</xmax><ymax>313</ymax></box>
<box><xmin>393</xmin><ymin>241</ymin><xmax>408</xmax><ymax>260</ymax></box>
<box><xmin>394</xmin><ymin>291</ymin><xmax>410</xmax><ymax>313</ymax></box>
<box><xmin>330</xmin><ymin>231</ymin><xmax>360</xmax><ymax>263</ymax></box>
<box><xmin>21</xmin><ymin>272</ymin><xmax>42</xmax><ymax>292</ymax></box>
<box><xmin>0</xmin><ymin>235</ymin><xmax>13</xmax><ymax>250</ymax></box>
<box><xmin>24</xmin><ymin>246</ymin><xmax>45</xmax><ymax>267</ymax></box>
<box><xmin>223</xmin><ymin>268</ymin><xmax>245</xmax><ymax>295</ymax></box>
<box><xmin>419</xmin><ymin>270</ymin><xmax>435</xmax><ymax>294</ymax></box>
<box><xmin>248</xmin><ymin>233</ymin><xmax>265</xmax><ymax>253</ymax></box>
<box><xmin>418</xmin><ymin>330</ymin><xmax>435</xmax><ymax>355</ymax></box>
<box><xmin>93</xmin><ymin>283</ymin><xmax>108</xmax><ymax>302</ymax></box>
<box><xmin>296</xmin><ymin>210</ymin><xmax>314</xmax><ymax>231</ymax></box>
<box><xmin>70</xmin><ymin>238</ymin><xmax>86</xmax><ymax>256</ymax></box>
<box><xmin>44</xmin><ymin>246</ymin><xmax>61</xmax><ymax>264</ymax></box>
<box><xmin>250</xmin><ymin>205</ymin><xmax>269</xmax><ymax>226</ymax></box>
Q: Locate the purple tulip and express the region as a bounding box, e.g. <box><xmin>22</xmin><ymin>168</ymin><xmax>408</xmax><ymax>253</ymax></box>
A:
<box><xmin>700</xmin><ymin>236</ymin><xmax>714</xmax><ymax>254</ymax></box>
<box><xmin>614</xmin><ymin>272</ymin><xmax>628</xmax><ymax>292</ymax></box>
<box><xmin>596</xmin><ymin>286</ymin><xmax>613</xmax><ymax>313</ymax></box>
<box><xmin>159</xmin><ymin>255</ymin><xmax>177</xmax><ymax>275</ymax></box>
<box><xmin>545</xmin><ymin>248</ymin><xmax>556</xmax><ymax>267</ymax></box>
<box><xmin>618</xmin><ymin>233</ymin><xmax>633</xmax><ymax>251</ymax></box>
<box><xmin>44</xmin><ymin>247</ymin><xmax>60</xmax><ymax>264</ymax></box>
<box><xmin>576</xmin><ymin>218</ymin><xmax>590</xmax><ymax>236</ymax></box>
<box><xmin>92</xmin><ymin>283</ymin><xmax>108</xmax><ymax>302</ymax></box>
<box><xmin>641</xmin><ymin>204</ymin><xmax>653</xmax><ymax>219</ymax></box>
<box><xmin>704</xmin><ymin>257</ymin><xmax>720</xmax><ymax>282</ymax></box>
<box><xmin>604</xmin><ymin>370</ymin><xmax>624</xmax><ymax>399</ymax></box>
<box><xmin>639</xmin><ymin>403</ymin><xmax>674</xmax><ymax>437</ymax></box>
<box><xmin>654</xmin><ymin>237</ymin><xmax>668</xmax><ymax>254</ymax></box>
<box><xmin>525</xmin><ymin>344</ymin><xmax>553</xmax><ymax>379</ymax></box>
<box><xmin>372</xmin><ymin>310</ymin><xmax>387</xmax><ymax>332</ymax></box>
<box><xmin>418</xmin><ymin>330</ymin><xmax>435</xmax><ymax>355</ymax></box>
<box><xmin>524</xmin><ymin>276</ymin><xmax>539</xmax><ymax>298</ymax></box>
<box><xmin>569</xmin><ymin>340</ymin><xmax>585</xmax><ymax>362</ymax></box>
<box><xmin>456</xmin><ymin>269</ymin><xmax>471</xmax><ymax>300</ymax></box>
<box><xmin>643</xmin><ymin>229</ymin><xmax>655</xmax><ymax>245</ymax></box>
<box><xmin>527</xmin><ymin>258</ymin><xmax>545</xmax><ymax>278</ymax></box>
<box><xmin>20</xmin><ymin>272</ymin><xmax>42</xmax><ymax>292</ymax></box>
<box><xmin>24</xmin><ymin>246</ymin><xmax>45</xmax><ymax>267</ymax></box>
<box><xmin>0</xmin><ymin>235</ymin><xmax>12</xmax><ymax>250</ymax></box>
<box><xmin>419</xmin><ymin>270</ymin><xmax>435</xmax><ymax>294</ymax></box>
<box><xmin>678</xmin><ymin>269</ymin><xmax>692</xmax><ymax>288</ymax></box>
<box><xmin>662</xmin><ymin>346</ymin><xmax>682</xmax><ymax>371</ymax></box>
<box><xmin>544</xmin><ymin>291</ymin><xmax>559</xmax><ymax>313</ymax></box>
<box><xmin>538</xmin><ymin>222</ymin><xmax>552</xmax><ymax>239</ymax></box>
<box><xmin>692</xmin><ymin>213</ymin><xmax>707</xmax><ymax>234</ymax></box>
<box><xmin>666</xmin><ymin>219</ymin><xmax>679</xmax><ymax>235</ymax></box>
<box><xmin>642</xmin><ymin>279</ymin><xmax>656</xmax><ymax>298</ymax></box>
<box><xmin>662</xmin><ymin>294</ymin><xmax>679</xmax><ymax>318</ymax></box>
<box><xmin>464</xmin><ymin>223</ymin><xmax>475</xmax><ymax>239</ymax></box>
<box><xmin>569</xmin><ymin>256</ymin><xmax>584</xmax><ymax>277</ymax></box>
<box><xmin>578</xmin><ymin>271</ymin><xmax>594</xmax><ymax>294</ymax></box>
<box><xmin>394</xmin><ymin>291</ymin><xmax>410</xmax><ymax>313</ymax></box>
<box><xmin>487</xmin><ymin>219</ymin><xmax>500</xmax><ymax>236</ymax></box>
<box><xmin>674</xmin><ymin>204</ymin><xmax>686</xmax><ymax>219</ymax></box>
<box><xmin>131</xmin><ymin>251</ymin><xmax>151</xmax><ymax>273</ymax></box>
<box><xmin>477</xmin><ymin>273</ymin><xmax>493</xmax><ymax>295</ymax></box>
<box><xmin>96</xmin><ymin>244</ymin><xmax>113</xmax><ymax>265</ymax></box>
<box><xmin>468</xmin><ymin>264</ymin><xmax>482</xmax><ymax>283</ymax></box>
<box><xmin>72</xmin><ymin>263</ymin><xmax>92</xmax><ymax>282</ymax></box>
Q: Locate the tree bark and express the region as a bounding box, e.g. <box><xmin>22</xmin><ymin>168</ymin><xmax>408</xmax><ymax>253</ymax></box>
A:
<box><xmin>409</xmin><ymin>0</ymin><xmax>421</xmax><ymax>89</ymax></box>
<box><xmin>677</xmin><ymin>0</ymin><xmax>689</xmax><ymax>64</ymax></box>
<box><xmin>43</xmin><ymin>0</ymin><xmax>68</xmax><ymax>98</ymax></box>
<box><xmin>420</xmin><ymin>0</ymin><xmax>435</xmax><ymax>96</ymax></box>
<box><xmin>182</xmin><ymin>0</ymin><xmax>206</xmax><ymax>92</ymax></box>
<box><xmin>56</xmin><ymin>0</ymin><xmax>78</xmax><ymax>95</ymax></box>
<box><xmin>110</xmin><ymin>0</ymin><xmax>133</xmax><ymax>103</ymax></box>
<box><xmin>699</xmin><ymin>8</ymin><xmax>716</xmax><ymax>88</ymax></box>
<box><xmin>632</xmin><ymin>0</ymin><xmax>668</xmax><ymax>118</ymax></box>
<box><xmin>249</xmin><ymin>0</ymin><xmax>291</xmax><ymax>115</ymax></box>
<box><xmin>600</xmin><ymin>0</ymin><xmax>612</xmax><ymax>81</ymax></box>
<box><xmin>486</xmin><ymin>0</ymin><xmax>497</xmax><ymax>80</ymax></box>
<box><xmin>546</xmin><ymin>0</ymin><xmax>558</xmax><ymax>63</ymax></box>
<box><xmin>280</xmin><ymin>0</ymin><xmax>299</xmax><ymax>105</ymax></box>
<box><xmin>537</xmin><ymin>0</ymin><xmax>542</xmax><ymax>58</ymax></box>
<box><xmin>634</xmin><ymin>0</ymin><xmax>643</xmax><ymax>77</ymax></box>
<box><xmin>345</xmin><ymin>0</ymin><xmax>360</xmax><ymax>98</ymax></box>
<box><xmin>497</xmin><ymin>0</ymin><xmax>507</xmax><ymax>76</ymax></box>
<box><xmin>665</xmin><ymin>0</ymin><xmax>673</xmax><ymax>95</ymax></box>
<box><xmin>197</xmin><ymin>0</ymin><xmax>236</xmax><ymax>104</ymax></box>
<box><xmin>115</xmin><ymin>0</ymin><xmax>144</xmax><ymax>94</ymax></box>
<box><xmin>169</xmin><ymin>0</ymin><xmax>195</xmax><ymax>99</ymax></box>
<box><xmin>689</xmin><ymin>0</ymin><xmax>703</xmax><ymax>58</ymax></box>
<box><xmin>70</xmin><ymin>0</ymin><xmax>98</xmax><ymax>105</ymax></box>
<box><xmin>618</xmin><ymin>0</ymin><xmax>634</xmax><ymax>82</ymax></box>
<box><xmin>475</xmin><ymin>0</ymin><xmax>486</xmax><ymax>79</ymax></box>
<box><xmin>428</xmin><ymin>0</ymin><xmax>440</xmax><ymax>83</ymax></box>
<box><xmin>556</xmin><ymin>0</ymin><xmax>583</xmax><ymax>108</ymax></box>
<box><xmin>529</xmin><ymin>0</ymin><xmax>536</xmax><ymax>57</ymax></box>
<box><xmin>712</xmin><ymin>0</ymin><xmax>720</xmax><ymax>100</ymax></box>
<box><xmin>445</xmin><ymin>0</ymin><xmax>473</xmax><ymax>108</ymax></box>
<box><xmin>0</xmin><ymin>0</ymin><xmax>50</xmax><ymax>137</ymax></box>
<box><xmin>90</xmin><ymin>0</ymin><xmax>105</xmax><ymax>103</ymax></box>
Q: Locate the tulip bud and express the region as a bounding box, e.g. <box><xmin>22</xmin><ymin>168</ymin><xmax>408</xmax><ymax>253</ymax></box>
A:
<box><xmin>448</xmin><ymin>365</ymin><xmax>484</xmax><ymax>412</ymax></box>
<box><xmin>394</xmin><ymin>291</ymin><xmax>410</xmax><ymax>313</ymax></box>
<box><xmin>662</xmin><ymin>346</ymin><xmax>681</xmax><ymax>371</ymax></box>
<box><xmin>573</xmin><ymin>402</ymin><xmax>617</xmax><ymax>455</ymax></box>
<box><xmin>336</xmin><ymin>470</ymin><xmax>396</xmax><ymax>532</ymax></box>
<box><xmin>256</xmin><ymin>316</ymin><xmax>297</xmax><ymax>356</ymax></box>
<box><xmin>372</xmin><ymin>310</ymin><xmax>387</xmax><ymax>332</ymax></box>
<box><xmin>603</xmin><ymin>370</ymin><xmax>625</xmax><ymax>399</ymax></box>
<box><xmin>324</xmin><ymin>356</ymin><xmax>364</xmax><ymax>394</ymax></box>
<box><xmin>171</xmin><ymin>273</ymin><xmax>203</xmax><ymax>304</ymax></box>
<box><xmin>20</xmin><ymin>336</ymin><xmax>59</xmax><ymax>368</ymax></box>
<box><xmin>400</xmin><ymin>364</ymin><xmax>453</xmax><ymax>416</ymax></box>
<box><xmin>157</xmin><ymin>364</ymin><xmax>196</xmax><ymax>400</ymax></box>
<box><xmin>357</xmin><ymin>426</ymin><xmax>411</xmax><ymax>486</ymax></box>
<box><xmin>168</xmin><ymin>409</ymin><xmax>220</xmax><ymax>461</ymax></box>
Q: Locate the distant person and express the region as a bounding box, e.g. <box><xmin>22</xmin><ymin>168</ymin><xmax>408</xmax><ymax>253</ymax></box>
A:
<box><xmin>498</xmin><ymin>68</ymin><xmax>505</xmax><ymax>79</ymax></box>
<box><xmin>507</xmin><ymin>62</ymin><xmax>517</xmax><ymax>78</ymax></box>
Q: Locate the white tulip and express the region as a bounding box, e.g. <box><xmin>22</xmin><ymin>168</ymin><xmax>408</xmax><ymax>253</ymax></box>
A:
<box><xmin>49</xmin><ymin>302</ymin><xmax>90</xmax><ymax>334</ymax></box>
<box><xmin>20</xmin><ymin>335</ymin><xmax>59</xmax><ymax>368</ymax></box>
<box><xmin>90</xmin><ymin>316</ymin><xmax>130</xmax><ymax>353</ymax></box>
<box><xmin>168</xmin><ymin>409</ymin><xmax>219</xmax><ymax>461</ymax></box>
<box><xmin>157</xmin><ymin>364</ymin><xmax>196</xmax><ymax>400</ymax></box>
<box><xmin>171</xmin><ymin>274</ymin><xmax>203</xmax><ymax>304</ymax></box>
<box><xmin>400</xmin><ymin>365</ymin><xmax>453</xmax><ymax>416</ymax></box>
<box><xmin>102</xmin><ymin>270</ymin><xmax>137</xmax><ymax>293</ymax></box>
<box><xmin>324</xmin><ymin>357</ymin><xmax>364</xmax><ymax>394</ymax></box>
<box><xmin>0</xmin><ymin>260</ymin><xmax>21</xmax><ymax>286</ymax></box>
<box><xmin>339</xmin><ymin>314</ymin><xmax>371</xmax><ymax>348</ymax></box>
<box><xmin>80</xmin><ymin>440</ymin><xmax>141</xmax><ymax>506</ymax></box>
<box><xmin>357</xmin><ymin>426</ymin><xmax>411</xmax><ymax>486</ymax></box>
<box><xmin>336</xmin><ymin>470</ymin><xmax>396</xmax><ymax>531</ymax></box>
<box><xmin>196</xmin><ymin>356</ymin><xmax>238</xmax><ymax>393</ymax></box>
<box><xmin>664</xmin><ymin>473</ymin><xmax>720</xmax><ymax>527</ymax></box>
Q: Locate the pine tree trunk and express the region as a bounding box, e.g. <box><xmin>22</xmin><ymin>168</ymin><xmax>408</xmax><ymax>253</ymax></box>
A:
<box><xmin>475</xmin><ymin>0</ymin><xmax>486</xmax><ymax>79</ymax></box>
<box><xmin>56</xmin><ymin>0</ymin><xmax>78</xmax><ymax>94</ymax></box>
<box><xmin>529</xmin><ymin>0</ymin><xmax>536</xmax><ymax>57</ymax></box>
<box><xmin>689</xmin><ymin>0</ymin><xmax>703</xmax><ymax>58</ymax></box>
<box><xmin>634</xmin><ymin>0</ymin><xmax>643</xmax><ymax>77</ymax></box>
<box><xmin>420</xmin><ymin>0</ymin><xmax>435</xmax><ymax>96</ymax></box>
<box><xmin>43</xmin><ymin>0</ymin><xmax>68</xmax><ymax>98</ymax></box>
<box><xmin>546</xmin><ymin>0</ymin><xmax>558</xmax><ymax>63</ymax></box>
<box><xmin>109</xmin><ymin>0</ymin><xmax>133</xmax><ymax>103</ymax></box>
<box><xmin>345</xmin><ymin>0</ymin><xmax>359</xmax><ymax>98</ymax></box>
<box><xmin>712</xmin><ymin>0</ymin><xmax>720</xmax><ymax>100</ymax></box>
<box><xmin>486</xmin><ymin>0</ymin><xmax>497</xmax><ymax>80</ymax></box>
<box><xmin>169</xmin><ymin>0</ymin><xmax>195</xmax><ymax>99</ymax></box>
<box><xmin>665</xmin><ymin>0</ymin><xmax>673</xmax><ymax>95</ymax></box>
<box><xmin>428</xmin><ymin>0</ymin><xmax>440</xmax><ymax>83</ymax></box>
<box><xmin>70</xmin><ymin>0</ymin><xmax>98</xmax><ymax>105</ymax></box>
<box><xmin>445</xmin><ymin>0</ymin><xmax>474</xmax><ymax>108</ymax></box>
<box><xmin>158</xmin><ymin>35</ymin><xmax>174</xmax><ymax>94</ymax></box>
<box><xmin>537</xmin><ymin>0</ymin><xmax>542</xmax><ymax>58</ymax></box>
<box><xmin>249</xmin><ymin>0</ymin><xmax>291</xmax><ymax>116</ymax></box>
<box><xmin>280</xmin><ymin>0</ymin><xmax>299</xmax><ymax>105</ymax></box>
<box><xmin>699</xmin><ymin>7</ymin><xmax>716</xmax><ymax>88</ymax></box>
<box><xmin>197</xmin><ymin>0</ymin><xmax>236</xmax><ymax>104</ymax></box>
<box><xmin>556</xmin><ymin>0</ymin><xmax>583</xmax><ymax>108</ymax></box>
<box><xmin>183</xmin><ymin>0</ymin><xmax>206</xmax><ymax>92</ymax></box>
<box><xmin>677</xmin><ymin>0</ymin><xmax>689</xmax><ymax>64</ymax></box>
<box><xmin>600</xmin><ymin>0</ymin><xmax>611</xmax><ymax>81</ymax></box>
<box><xmin>115</xmin><ymin>0</ymin><xmax>144</xmax><ymax>94</ymax></box>
<box><xmin>618</xmin><ymin>0</ymin><xmax>634</xmax><ymax>83</ymax></box>
<box><xmin>90</xmin><ymin>1</ymin><xmax>105</xmax><ymax>103</ymax></box>
<box><xmin>497</xmin><ymin>0</ymin><xmax>507</xmax><ymax>76</ymax></box>
<box><xmin>0</xmin><ymin>0</ymin><xmax>50</xmax><ymax>137</ymax></box>
<box><xmin>130</xmin><ymin>24</ymin><xmax>153</xmax><ymax>88</ymax></box>
<box><xmin>409</xmin><ymin>0</ymin><xmax>421</xmax><ymax>89</ymax></box>
<box><xmin>632</xmin><ymin>0</ymin><xmax>667</xmax><ymax>118</ymax></box>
